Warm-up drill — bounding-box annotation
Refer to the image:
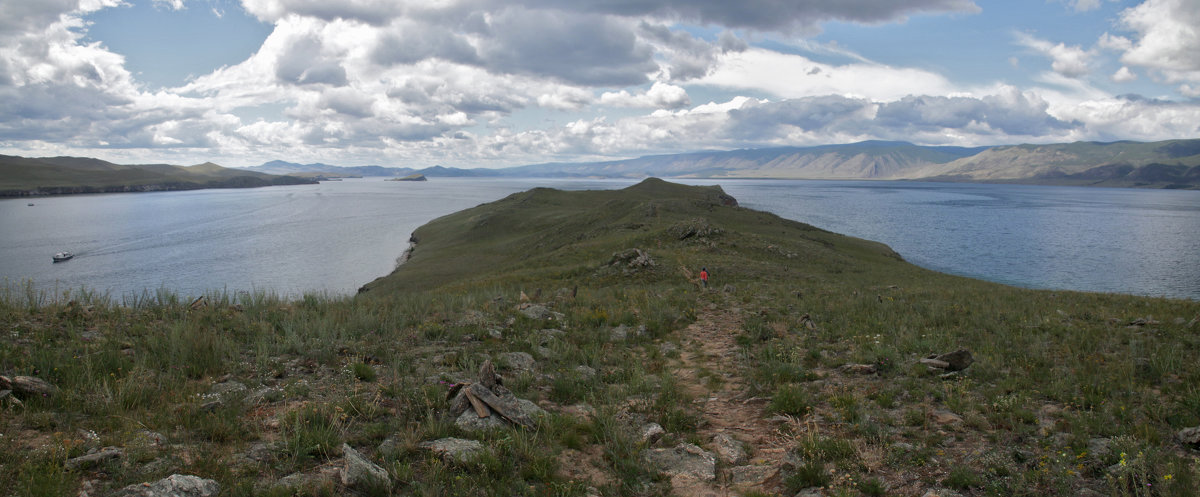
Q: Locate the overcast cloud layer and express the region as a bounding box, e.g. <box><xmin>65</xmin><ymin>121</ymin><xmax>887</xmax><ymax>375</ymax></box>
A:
<box><xmin>0</xmin><ymin>0</ymin><xmax>1197</xmax><ymax>167</ymax></box>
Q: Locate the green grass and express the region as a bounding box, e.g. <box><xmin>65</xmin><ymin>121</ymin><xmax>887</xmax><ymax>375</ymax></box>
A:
<box><xmin>2</xmin><ymin>179</ymin><xmax>1198</xmax><ymax>495</ymax></box>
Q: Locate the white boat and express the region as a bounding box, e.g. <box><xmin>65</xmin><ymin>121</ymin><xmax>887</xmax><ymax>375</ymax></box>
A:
<box><xmin>52</xmin><ymin>252</ymin><xmax>73</xmax><ymax>262</ymax></box>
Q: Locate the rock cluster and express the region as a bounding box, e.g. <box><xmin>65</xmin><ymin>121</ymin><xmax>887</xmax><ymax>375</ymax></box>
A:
<box><xmin>608</xmin><ymin>248</ymin><xmax>656</xmax><ymax>272</ymax></box>
<box><xmin>447</xmin><ymin>361</ymin><xmax>545</xmax><ymax>432</ymax></box>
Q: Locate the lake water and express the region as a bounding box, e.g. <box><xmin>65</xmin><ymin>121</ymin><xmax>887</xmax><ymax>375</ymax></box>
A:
<box><xmin>1</xmin><ymin>178</ymin><xmax>1197</xmax><ymax>300</ymax></box>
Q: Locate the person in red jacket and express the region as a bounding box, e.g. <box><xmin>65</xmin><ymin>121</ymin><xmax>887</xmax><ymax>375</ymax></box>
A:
<box><xmin>700</xmin><ymin>267</ymin><xmax>709</xmax><ymax>288</ymax></box>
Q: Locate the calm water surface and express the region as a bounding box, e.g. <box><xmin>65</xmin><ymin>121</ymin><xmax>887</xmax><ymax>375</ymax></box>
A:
<box><xmin>1</xmin><ymin>178</ymin><xmax>1197</xmax><ymax>300</ymax></box>
<box><xmin>697</xmin><ymin>180</ymin><xmax>1200</xmax><ymax>300</ymax></box>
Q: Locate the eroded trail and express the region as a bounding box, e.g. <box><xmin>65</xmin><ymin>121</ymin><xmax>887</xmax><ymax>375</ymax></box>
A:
<box><xmin>667</xmin><ymin>298</ymin><xmax>790</xmax><ymax>496</ymax></box>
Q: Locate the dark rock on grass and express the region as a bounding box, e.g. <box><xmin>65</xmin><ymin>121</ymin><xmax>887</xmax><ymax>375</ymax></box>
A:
<box><xmin>936</xmin><ymin>349</ymin><xmax>974</xmax><ymax>371</ymax></box>
<box><xmin>111</xmin><ymin>474</ymin><xmax>219</xmax><ymax>497</ymax></box>
<box><xmin>922</xmin><ymin>349</ymin><xmax>974</xmax><ymax>372</ymax></box>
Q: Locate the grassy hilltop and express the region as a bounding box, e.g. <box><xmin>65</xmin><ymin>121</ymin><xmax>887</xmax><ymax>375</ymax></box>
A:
<box><xmin>2</xmin><ymin>179</ymin><xmax>1198</xmax><ymax>497</ymax></box>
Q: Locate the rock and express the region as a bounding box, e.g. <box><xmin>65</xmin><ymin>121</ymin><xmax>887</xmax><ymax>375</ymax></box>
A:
<box><xmin>200</xmin><ymin>399</ymin><xmax>224</xmax><ymax>411</ymax></box>
<box><xmin>796</xmin><ymin>488</ymin><xmax>825</xmax><ymax>497</ymax></box>
<box><xmin>935</xmin><ymin>349</ymin><xmax>974</xmax><ymax>371</ymax></box>
<box><xmin>641</xmin><ymin>423</ymin><xmax>665</xmax><ymax>444</ymax></box>
<box><xmin>611</xmin><ymin>325</ymin><xmax>630</xmax><ymax>341</ymax></box>
<box><xmin>419</xmin><ymin>438</ymin><xmax>485</xmax><ymax>464</ymax></box>
<box><xmin>722</xmin><ymin>284</ymin><xmax>736</xmax><ymax>293</ymax></box>
<box><xmin>643</xmin><ymin>443</ymin><xmax>716</xmax><ymax>481</ymax></box>
<box><xmin>65</xmin><ymin>447</ymin><xmax>122</xmax><ymax>470</ymax></box>
<box><xmin>245</xmin><ymin>386</ymin><xmax>283</xmax><ymax>405</ymax></box>
<box><xmin>340</xmin><ymin>444</ymin><xmax>390</xmax><ymax>490</ymax></box>
<box><xmin>517</xmin><ymin>304</ymin><xmax>564</xmax><ymax>321</ymax></box>
<box><xmin>537</xmin><ymin>328</ymin><xmax>566</xmax><ymax>345</ymax></box>
<box><xmin>609</xmin><ymin>248</ymin><xmax>655</xmax><ymax>270</ymax></box>
<box><xmin>1</xmin><ymin>375</ymin><xmax>58</xmax><ymax>397</ymax></box>
<box><xmin>931</xmin><ymin>410</ymin><xmax>963</xmax><ymax>425</ymax></box>
<box><xmin>1087</xmin><ymin>438</ymin><xmax>1112</xmax><ymax>458</ymax></box>
<box><xmin>111</xmin><ymin>474</ymin><xmax>219</xmax><ymax>497</ymax></box>
<box><xmin>487</xmin><ymin>327</ymin><xmax>503</xmax><ymax>339</ymax></box>
<box><xmin>838</xmin><ymin>363</ymin><xmax>877</xmax><ymax>375</ymax></box>
<box><xmin>921</xmin><ymin>490</ymin><xmax>963</xmax><ymax>497</ymax></box>
<box><xmin>1178</xmin><ymin>426</ymin><xmax>1200</xmax><ymax>448</ymax></box>
<box><xmin>659</xmin><ymin>342</ymin><xmax>678</xmax><ymax>355</ymax></box>
<box><xmin>240</xmin><ymin>442</ymin><xmax>274</xmax><ymax>464</ymax></box>
<box><xmin>449</xmin><ymin>383</ymin><xmax>543</xmax><ymax>430</ymax></box>
<box><xmin>919</xmin><ymin>358</ymin><xmax>951</xmax><ymax>369</ymax></box>
<box><xmin>727</xmin><ymin>465</ymin><xmax>774</xmax><ymax>486</ymax></box>
<box><xmin>456</xmin><ymin>408</ymin><xmax>508</xmax><ymax>432</ymax></box>
<box><xmin>575</xmin><ymin>365</ymin><xmax>597</xmax><ymax>380</ymax></box>
<box><xmin>378</xmin><ymin>435</ymin><xmax>404</xmax><ymax>457</ymax></box>
<box><xmin>562</xmin><ymin>404</ymin><xmax>595</xmax><ymax>419</ymax></box>
<box><xmin>921</xmin><ymin>349</ymin><xmax>974</xmax><ymax>372</ymax></box>
<box><xmin>710</xmin><ymin>433</ymin><xmax>747</xmax><ymax>465</ymax></box>
<box><xmin>479</xmin><ymin>360</ymin><xmax>501</xmax><ymax>389</ymax></box>
<box><xmin>210</xmin><ymin>380</ymin><xmax>247</xmax><ymax>397</ymax></box>
<box><xmin>498</xmin><ymin>352</ymin><xmax>536</xmax><ymax>375</ymax></box>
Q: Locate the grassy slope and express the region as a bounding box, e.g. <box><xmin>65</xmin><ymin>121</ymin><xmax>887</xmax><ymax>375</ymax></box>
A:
<box><xmin>2</xmin><ymin>179</ymin><xmax>1198</xmax><ymax>497</ymax></box>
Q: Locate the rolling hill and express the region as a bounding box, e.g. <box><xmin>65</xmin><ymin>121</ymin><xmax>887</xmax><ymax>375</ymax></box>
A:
<box><xmin>0</xmin><ymin>155</ymin><xmax>315</xmax><ymax>196</ymax></box>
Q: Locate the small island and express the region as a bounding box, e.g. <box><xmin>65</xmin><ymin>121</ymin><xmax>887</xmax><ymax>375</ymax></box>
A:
<box><xmin>386</xmin><ymin>173</ymin><xmax>427</xmax><ymax>182</ymax></box>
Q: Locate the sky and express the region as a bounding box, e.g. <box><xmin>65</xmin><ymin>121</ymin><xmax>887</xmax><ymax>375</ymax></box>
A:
<box><xmin>1</xmin><ymin>0</ymin><xmax>1198</xmax><ymax>168</ymax></box>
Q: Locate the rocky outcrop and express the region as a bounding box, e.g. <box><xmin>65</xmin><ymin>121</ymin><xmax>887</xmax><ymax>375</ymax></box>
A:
<box><xmin>111</xmin><ymin>474</ymin><xmax>219</xmax><ymax>497</ymax></box>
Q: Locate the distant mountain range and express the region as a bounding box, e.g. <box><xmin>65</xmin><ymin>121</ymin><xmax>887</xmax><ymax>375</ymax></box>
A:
<box><xmin>4</xmin><ymin>138</ymin><xmax>1198</xmax><ymax>196</ymax></box>
<box><xmin>241</xmin><ymin>160</ymin><xmax>489</xmax><ymax>178</ymax></box>
<box><xmin>0</xmin><ymin>155</ymin><xmax>314</xmax><ymax>196</ymax></box>
<box><xmin>242</xmin><ymin>138</ymin><xmax>1200</xmax><ymax>189</ymax></box>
